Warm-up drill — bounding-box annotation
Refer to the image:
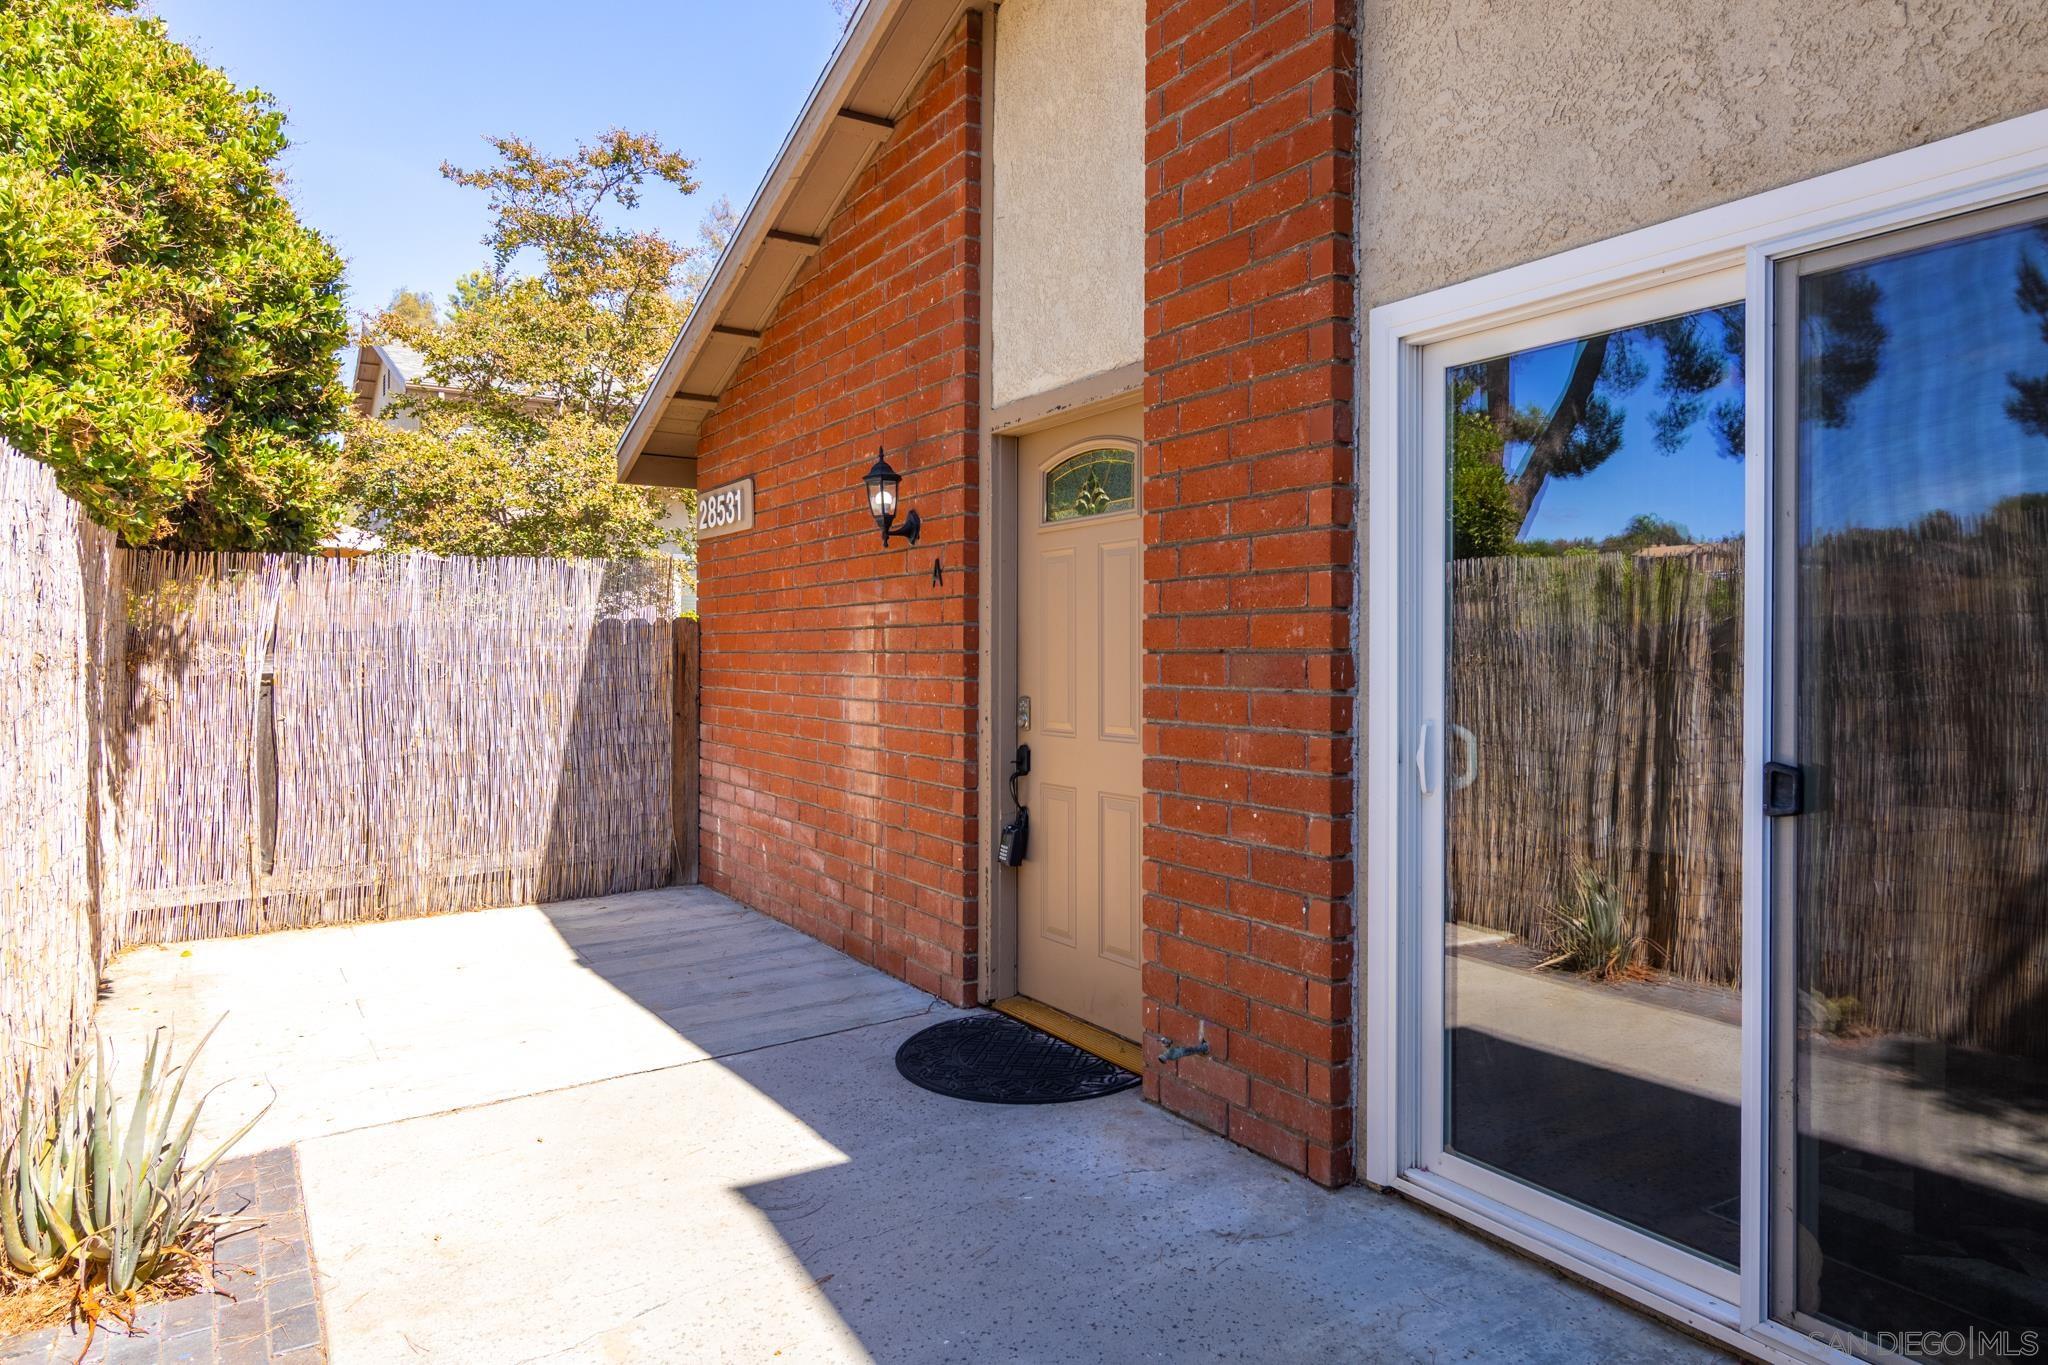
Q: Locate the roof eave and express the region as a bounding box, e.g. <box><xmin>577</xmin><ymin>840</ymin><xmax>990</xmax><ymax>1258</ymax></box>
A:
<box><xmin>616</xmin><ymin>0</ymin><xmax>972</xmax><ymax>486</ymax></box>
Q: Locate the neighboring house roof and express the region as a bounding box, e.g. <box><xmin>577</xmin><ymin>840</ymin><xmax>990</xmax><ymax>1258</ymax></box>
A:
<box><xmin>1634</xmin><ymin>541</ymin><xmax>1736</xmax><ymax>558</ymax></box>
<box><xmin>350</xmin><ymin>342</ymin><xmax>431</xmax><ymax>417</ymax></box>
<box><xmin>350</xmin><ymin>340</ymin><xmax>554</xmax><ymax>420</ymax></box>
<box><xmin>614</xmin><ymin>0</ymin><xmax>969</xmax><ymax>489</ymax></box>
<box><xmin>316</xmin><ymin>524</ymin><xmax>385</xmax><ymax>557</ymax></box>
<box><xmin>379</xmin><ymin>343</ymin><xmax>429</xmax><ymax>384</ymax></box>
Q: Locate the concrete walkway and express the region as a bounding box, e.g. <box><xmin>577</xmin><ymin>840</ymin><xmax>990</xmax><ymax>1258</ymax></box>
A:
<box><xmin>98</xmin><ymin>887</ymin><xmax>1725</xmax><ymax>1364</ymax></box>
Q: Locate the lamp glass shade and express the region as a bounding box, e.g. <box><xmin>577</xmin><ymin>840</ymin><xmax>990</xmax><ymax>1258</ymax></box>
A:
<box><xmin>867</xmin><ymin>478</ymin><xmax>897</xmax><ymax>520</ymax></box>
<box><xmin>862</xmin><ymin>454</ymin><xmax>901</xmax><ymax>524</ymax></box>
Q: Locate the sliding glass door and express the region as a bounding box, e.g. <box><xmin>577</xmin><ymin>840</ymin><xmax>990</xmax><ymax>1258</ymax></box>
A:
<box><xmin>1367</xmin><ymin>121</ymin><xmax>2048</xmax><ymax>1363</ymax></box>
<box><xmin>1395</xmin><ymin>195</ymin><xmax>2048</xmax><ymax>1360</ymax></box>
<box><xmin>1774</xmin><ymin>199</ymin><xmax>2048</xmax><ymax>1359</ymax></box>
<box><xmin>1418</xmin><ymin>274</ymin><xmax>1749</xmax><ymax>1300</ymax></box>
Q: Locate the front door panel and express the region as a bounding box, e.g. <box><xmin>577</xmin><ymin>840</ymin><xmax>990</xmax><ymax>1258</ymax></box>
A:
<box><xmin>1016</xmin><ymin>405</ymin><xmax>1143</xmax><ymax>1041</ymax></box>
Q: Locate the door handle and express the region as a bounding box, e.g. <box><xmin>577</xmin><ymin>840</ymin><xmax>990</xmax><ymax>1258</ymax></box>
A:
<box><xmin>1414</xmin><ymin>721</ymin><xmax>1435</xmax><ymax>797</ymax></box>
<box><xmin>1763</xmin><ymin>761</ymin><xmax>1803</xmax><ymax>817</ymax></box>
<box><xmin>1449</xmin><ymin>724</ymin><xmax>1478</xmax><ymax>791</ymax></box>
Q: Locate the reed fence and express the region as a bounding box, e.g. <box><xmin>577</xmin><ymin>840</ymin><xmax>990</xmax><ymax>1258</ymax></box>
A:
<box><xmin>1795</xmin><ymin>505</ymin><xmax>2048</xmax><ymax>1058</ymax></box>
<box><xmin>105</xmin><ymin>552</ymin><xmax>677</xmax><ymax>947</ymax></box>
<box><xmin>1449</xmin><ymin>514</ymin><xmax>2048</xmax><ymax>1056</ymax></box>
<box><xmin>0</xmin><ymin>450</ymin><xmax>121</xmax><ymax>1156</ymax></box>
<box><xmin>1448</xmin><ymin>547</ymin><xmax>1744</xmax><ymax>985</ymax></box>
<box><xmin>0</xmin><ymin>443</ymin><xmax>684</xmax><ymax>1150</ymax></box>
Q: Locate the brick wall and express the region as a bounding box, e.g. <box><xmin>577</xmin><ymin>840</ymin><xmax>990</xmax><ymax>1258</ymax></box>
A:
<box><xmin>1139</xmin><ymin>0</ymin><xmax>1359</xmax><ymax>1186</ymax></box>
<box><xmin>691</xmin><ymin>14</ymin><xmax>984</xmax><ymax>1007</ymax></box>
<box><xmin>681</xmin><ymin>0</ymin><xmax>1360</xmax><ymax>1187</ymax></box>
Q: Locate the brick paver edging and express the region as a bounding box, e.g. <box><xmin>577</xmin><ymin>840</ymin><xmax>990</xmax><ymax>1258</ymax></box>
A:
<box><xmin>0</xmin><ymin>1147</ymin><xmax>328</xmax><ymax>1364</ymax></box>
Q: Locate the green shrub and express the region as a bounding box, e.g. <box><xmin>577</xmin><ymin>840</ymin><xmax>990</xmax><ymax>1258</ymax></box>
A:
<box><xmin>0</xmin><ymin>0</ymin><xmax>350</xmax><ymax>548</ymax></box>
<box><xmin>1450</xmin><ymin>408</ymin><xmax>1521</xmax><ymax>560</ymax></box>
<box><xmin>1539</xmin><ymin>867</ymin><xmax>1644</xmax><ymax>980</ymax></box>
<box><xmin>2</xmin><ymin>1024</ymin><xmax>263</xmax><ymax>1323</ymax></box>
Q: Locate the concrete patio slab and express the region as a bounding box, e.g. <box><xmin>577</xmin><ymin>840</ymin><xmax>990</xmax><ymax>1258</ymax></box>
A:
<box><xmin>102</xmin><ymin>887</ymin><xmax>935</xmax><ymax>1152</ymax></box>
<box><xmin>93</xmin><ymin>886</ymin><xmax>1727</xmax><ymax>1364</ymax></box>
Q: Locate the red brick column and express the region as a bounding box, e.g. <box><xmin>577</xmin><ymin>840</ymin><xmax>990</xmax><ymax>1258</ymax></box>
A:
<box><xmin>1141</xmin><ymin>0</ymin><xmax>1357</xmax><ymax>1186</ymax></box>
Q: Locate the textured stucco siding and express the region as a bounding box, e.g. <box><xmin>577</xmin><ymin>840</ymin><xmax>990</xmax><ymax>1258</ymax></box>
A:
<box><xmin>1358</xmin><ymin>0</ymin><xmax>2048</xmax><ymax>311</ymax></box>
<box><xmin>990</xmin><ymin>0</ymin><xmax>1145</xmax><ymax>408</ymax></box>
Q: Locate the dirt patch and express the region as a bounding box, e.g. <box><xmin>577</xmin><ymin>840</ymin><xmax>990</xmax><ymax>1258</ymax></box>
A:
<box><xmin>0</xmin><ymin>1233</ymin><xmax>219</xmax><ymax>1347</ymax></box>
<box><xmin>0</xmin><ymin>1275</ymin><xmax>76</xmax><ymax>1339</ymax></box>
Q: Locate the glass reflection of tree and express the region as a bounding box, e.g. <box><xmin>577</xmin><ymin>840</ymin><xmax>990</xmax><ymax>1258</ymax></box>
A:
<box><xmin>2007</xmin><ymin>224</ymin><xmax>2048</xmax><ymax>438</ymax></box>
<box><xmin>1449</xmin><ymin>378</ymin><xmax>1521</xmax><ymax>558</ymax></box>
<box><xmin>1447</xmin><ymin>293</ymin><xmax>1894</xmax><ymax>561</ymax></box>
<box><xmin>1449</xmin><ymin>306</ymin><xmax>1745</xmax><ymax>560</ymax></box>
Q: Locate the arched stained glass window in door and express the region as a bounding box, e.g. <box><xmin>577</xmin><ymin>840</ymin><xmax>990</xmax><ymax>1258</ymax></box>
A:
<box><xmin>1043</xmin><ymin>445</ymin><xmax>1135</xmax><ymax>522</ymax></box>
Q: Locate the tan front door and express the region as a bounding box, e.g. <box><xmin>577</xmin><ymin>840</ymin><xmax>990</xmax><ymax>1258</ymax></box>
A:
<box><xmin>1015</xmin><ymin>404</ymin><xmax>1143</xmax><ymax>1041</ymax></box>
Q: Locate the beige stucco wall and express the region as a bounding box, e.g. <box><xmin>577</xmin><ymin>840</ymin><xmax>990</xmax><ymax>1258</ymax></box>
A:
<box><xmin>1358</xmin><ymin>0</ymin><xmax>2048</xmax><ymax>311</ymax></box>
<box><xmin>989</xmin><ymin>0</ymin><xmax>1145</xmax><ymax>410</ymax></box>
<box><xmin>1348</xmin><ymin>2</ymin><xmax>2048</xmax><ymax>1184</ymax></box>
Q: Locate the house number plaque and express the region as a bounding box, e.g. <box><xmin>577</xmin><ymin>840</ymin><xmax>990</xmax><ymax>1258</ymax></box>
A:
<box><xmin>694</xmin><ymin>477</ymin><xmax>754</xmax><ymax>540</ymax></box>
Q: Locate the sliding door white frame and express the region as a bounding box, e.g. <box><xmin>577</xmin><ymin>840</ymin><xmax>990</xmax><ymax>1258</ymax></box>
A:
<box><xmin>1362</xmin><ymin>108</ymin><xmax>2048</xmax><ymax>1365</ymax></box>
<box><xmin>1413</xmin><ymin>269</ymin><xmax>1746</xmax><ymax>1309</ymax></box>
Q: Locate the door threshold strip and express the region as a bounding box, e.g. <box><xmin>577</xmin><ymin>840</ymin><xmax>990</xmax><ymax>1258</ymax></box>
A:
<box><xmin>990</xmin><ymin>996</ymin><xmax>1143</xmax><ymax>1074</ymax></box>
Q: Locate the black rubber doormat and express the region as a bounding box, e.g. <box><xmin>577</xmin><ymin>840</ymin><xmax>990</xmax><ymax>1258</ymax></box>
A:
<box><xmin>894</xmin><ymin>1013</ymin><xmax>1140</xmax><ymax>1104</ymax></box>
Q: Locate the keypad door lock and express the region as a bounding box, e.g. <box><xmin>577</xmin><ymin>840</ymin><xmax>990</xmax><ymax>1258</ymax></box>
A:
<box><xmin>1017</xmin><ymin>694</ymin><xmax>1031</xmax><ymax>731</ymax></box>
<box><xmin>998</xmin><ymin>744</ymin><xmax>1031</xmax><ymax>867</ymax></box>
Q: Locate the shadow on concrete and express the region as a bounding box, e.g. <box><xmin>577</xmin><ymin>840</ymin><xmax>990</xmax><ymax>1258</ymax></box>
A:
<box><xmin>1797</xmin><ymin>1134</ymin><xmax>2048</xmax><ymax>1343</ymax></box>
<box><xmin>533</xmin><ymin>890</ymin><xmax>1726</xmax><ymax>1365</ymax></box>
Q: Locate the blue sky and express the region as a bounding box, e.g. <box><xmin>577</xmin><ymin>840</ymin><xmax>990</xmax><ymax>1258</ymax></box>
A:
<box><xmin>152</xmin><ymin>0</ymin><xmax>851</xmax><ymax>322</ymax></box>
<box><xmin>1800</xmin><ymin>222</ymin><xmax>2048</xmax><ymax>533</ymax></box>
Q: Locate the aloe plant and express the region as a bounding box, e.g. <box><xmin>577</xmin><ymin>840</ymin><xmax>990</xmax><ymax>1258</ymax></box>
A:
<box><xmin>1</xmin><ymin>1022</ymin><xmax>264</xmax><ymax>1314</ymax></box>
<box><xmin>1539</xmin><ymin>866</ymin><xmax>1644</xmax><ymax>980</ymax></box>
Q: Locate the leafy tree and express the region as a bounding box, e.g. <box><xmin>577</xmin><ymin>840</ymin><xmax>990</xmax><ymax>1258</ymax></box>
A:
<box><xmin>365</xmin><ymin>288</ymin><xmax>436</xmax><ymax>340</ymax></box>
<box><xmin>680</xmin><ymin>196</ymin><xmax>738</xmax><ymax>301</ymax></box>
<box><xmin>1600</xmin><ymin>512</ymin><xmax>1692</xmax><ymax>555</ymax></box>
<box><xmin>1457</xmin><ymin>307</ymin><xmax>1747</xmax><ymax>538</ymax></box>
<box><xmin>341</xmin><ymin>131</ymin><xmax>700</xmax><ymax>559</ymax></box>
<box><xmin>1798</xmin><ymin>271</ymin><xmax>1889</xmax><ymax>433</ymax></box>
<box><xmin>343</xmin><ymin>410</ymin><xmax>672</xmax><ymax>559</ymax></box>
<box><xmin>1450</xmin><ymin>297</ymin><xmax>1889</xmax><ymax>560</ymax></box>
<box><xmin>0</xmin><ymin>0</ymin><xmax>351</xmax><ymax>548</ymax></box>
<box><xmin>1449</xmin><ymin>389</ymin><xmax>1520</xmax><ymax>560</ymax></box>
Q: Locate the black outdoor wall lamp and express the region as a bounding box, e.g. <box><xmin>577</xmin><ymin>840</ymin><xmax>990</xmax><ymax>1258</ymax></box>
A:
<box><xmin>861</xmin><ymin>448</ymin><xmax>921</xmax><ymax>547</ymax></box>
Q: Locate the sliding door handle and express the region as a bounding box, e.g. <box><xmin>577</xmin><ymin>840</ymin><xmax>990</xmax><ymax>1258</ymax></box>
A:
<box><xmin>1414</xmin><ymin>721</ymin><xmax>1436</xmax><ymax>797</ymax></box>
<box><xmin>1449</xmin><ymin>723</ymin><xmax>1478</xmax><ymax>792</ymax></box>
<box><xmin>1763</xmin><ymin>761</ymin><xmax>1803</xmax><ymax>817</ymax></box>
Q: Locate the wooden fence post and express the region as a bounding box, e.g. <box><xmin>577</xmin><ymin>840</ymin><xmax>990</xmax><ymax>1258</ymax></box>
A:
<box><xmin>673</xmin><ymin>616</ymin><xmax>701</xmax><ymax>885</ymax></box>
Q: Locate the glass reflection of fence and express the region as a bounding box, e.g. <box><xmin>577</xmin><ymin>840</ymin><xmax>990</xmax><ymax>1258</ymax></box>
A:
<box><xmin>1448</xmin><ymin>511</ymin><xmax>2047</xmax><ymax>1057</ymax></box>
